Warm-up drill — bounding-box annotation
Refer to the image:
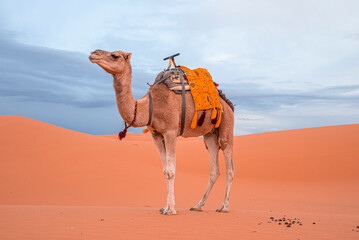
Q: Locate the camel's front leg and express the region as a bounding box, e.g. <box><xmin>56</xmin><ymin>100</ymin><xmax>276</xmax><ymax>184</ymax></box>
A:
<box><xmin>151</xmin><ymin>133</ymin><xmax>167</xmax><ymax>175</ymax></box>
<box><xmin>160</xmin><ymin>131</ymin><xmax>177</xmax><ymax>215</ymax></box>
<box><xmin>151</xmin><ymin>133</ymin><xmax>171</xmax><ymax>214</ymax></box>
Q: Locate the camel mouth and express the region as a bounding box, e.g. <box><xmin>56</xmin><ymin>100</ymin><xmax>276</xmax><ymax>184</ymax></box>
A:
<box><xmin>89</xmin><ymin>55</ymin><xmax>101</xmax><ymax>63</ymax></box>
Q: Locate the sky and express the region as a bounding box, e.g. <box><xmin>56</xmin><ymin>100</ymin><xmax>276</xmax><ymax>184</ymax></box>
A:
<box><xmin>0</xmin><ymin>0</ymin><xmax>358</xmax><ymax>135</ymax></box>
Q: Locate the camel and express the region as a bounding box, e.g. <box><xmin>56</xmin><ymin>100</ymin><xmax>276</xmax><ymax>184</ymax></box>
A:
<box><xmin>89</xmin><ymin>50</ymin><xmax>235</xmax><ymax>215</ymax></box>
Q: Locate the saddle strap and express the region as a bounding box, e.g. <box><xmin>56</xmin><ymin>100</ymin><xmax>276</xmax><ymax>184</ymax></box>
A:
<box><xmin>147</xmin><ymin>91</ymin><xmax>153</xmax><ymax>126</ymax></box>
<box><xmin>150</xmin><ymin>74</ymin><xmax>171</xmax><ymax>89</ymax></box>
<box><xmin>179</xmin><ymin>73</ymin><xmax>186</xmax><ymax>136</ymax></box>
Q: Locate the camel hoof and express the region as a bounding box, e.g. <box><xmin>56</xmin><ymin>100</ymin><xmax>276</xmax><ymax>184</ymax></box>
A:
<box><xmin>190</xmin><ymin>207</ymin><xmax>202</xmax><ymax>212</ymax></box>
<box><xmin>216</xmin><ymin>208</ymin><xmax>229</xmax><ymax>213</ymax></box>
<box><xmin>162</xmin><ymin>210</ymin><xmax>176</xmax><ymax>215</ymax></box>
<box><xmin>160</xmin><ymin>206</ymin><xmax>176</xmax><ymax>215</ymax></box>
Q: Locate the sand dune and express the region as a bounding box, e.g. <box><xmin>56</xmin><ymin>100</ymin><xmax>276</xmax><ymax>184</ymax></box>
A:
<box><xmin>0</xmin><ymin>115</ymin><xmax>358</xmax><ymax>239</ymax></box>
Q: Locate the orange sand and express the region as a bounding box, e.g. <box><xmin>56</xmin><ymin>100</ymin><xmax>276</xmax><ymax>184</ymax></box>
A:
<box><xmin>0</xmin><ymin>115</ymin><xmax>358</xmax><ymax>239</ymax></box>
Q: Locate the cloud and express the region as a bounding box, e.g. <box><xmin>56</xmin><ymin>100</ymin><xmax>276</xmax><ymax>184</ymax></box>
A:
<box><xmin>0</xmin><ymin>30</ymin><xmax>154</xmax><ymax>109</ymax></box>
<box><xmin>0</xmin><ymin>30</ymin><xmax>157</xmax><ymax>134</ymax></box>
<box><xmin>228</xmin><ymin>82</ymin><xmax>359</xmax><ymax>135</ymax></box>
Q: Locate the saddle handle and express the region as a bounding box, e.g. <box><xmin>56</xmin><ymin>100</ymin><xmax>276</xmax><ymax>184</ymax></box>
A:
<box><xmin>164</xmin><ymin>53</ymin><xmax>180</xmax><ymax>69</ymax></box>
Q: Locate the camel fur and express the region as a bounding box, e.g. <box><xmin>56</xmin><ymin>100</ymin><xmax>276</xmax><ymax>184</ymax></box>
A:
<box><xmin>89</xmin><ymin>49</ymin><xmax>235</xmax><ymax>215</ymax></box>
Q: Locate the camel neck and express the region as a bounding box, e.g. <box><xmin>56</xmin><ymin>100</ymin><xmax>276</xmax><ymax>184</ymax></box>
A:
<box><xmin>112</xmin><ymin>67</ymin><xmax>149</xmax><ymax>128</ymax></box>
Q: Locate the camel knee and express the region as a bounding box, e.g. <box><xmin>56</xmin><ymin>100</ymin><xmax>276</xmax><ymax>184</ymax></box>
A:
<box><xmin>226</xmin><ymin>169</ymin><xmax>234</xmax><ymax>181</ymax></box>
<box><xmin>219</xmin><ymin>140</ymin><xmax>227</xmax><ymax>150</ymax></box>
<box><xmin>209</xmin><ymin>169</ymin><xmax>220</xmax><ymax>183</ymax></box>
<box><xmin>164</xmin><ymin>168</ymin><xmax>176</xmax><ymax>179</ymax></box>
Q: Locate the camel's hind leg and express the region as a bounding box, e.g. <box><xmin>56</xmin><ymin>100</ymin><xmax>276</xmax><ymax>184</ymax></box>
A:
<box><xmin>216</xmin><ymin>136</ymin><xmax>235</xmax><ymax>213</ymax></box>
<box><xmin>190</xmin><ymin>132</ymin><xmax>220</xmax><ymax>211</ymax></box>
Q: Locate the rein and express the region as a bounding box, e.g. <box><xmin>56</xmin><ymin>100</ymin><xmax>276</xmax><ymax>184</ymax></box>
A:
<box><xmin>118</xmin><ymin>101</ymin><xmax>138</xmax><ymax>140</ymax></box>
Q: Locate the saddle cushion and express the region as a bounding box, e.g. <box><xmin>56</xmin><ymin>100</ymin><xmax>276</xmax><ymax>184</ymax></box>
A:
<box><xmin>178</xmin><ymin>66</ymin><xmax>222</xmax><ymax>129</ymax></box>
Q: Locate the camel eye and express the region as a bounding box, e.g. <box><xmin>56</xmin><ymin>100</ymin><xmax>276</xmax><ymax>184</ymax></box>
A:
<box><xmin>111</xmin><ymin>54</ymin><xmax>119</xmax><ymax>59</ymax></box>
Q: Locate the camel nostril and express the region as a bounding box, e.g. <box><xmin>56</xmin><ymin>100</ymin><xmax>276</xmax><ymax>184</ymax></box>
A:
<box><xmin>92</xmin><ymin>49</ymin><xmax>104</xmax><ymax>55</ymax></box>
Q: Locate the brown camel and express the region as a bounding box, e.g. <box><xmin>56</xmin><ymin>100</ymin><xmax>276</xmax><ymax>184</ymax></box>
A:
<box><xmin>89</xmin><ymin>50</ymin><xmax>235</xmax><ymax>215</ymax></box>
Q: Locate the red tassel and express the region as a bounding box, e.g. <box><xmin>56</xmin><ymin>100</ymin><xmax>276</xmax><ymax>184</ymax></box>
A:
<box><xmin>118</xmin><ymin>122</ymin><xmax>129</xmax><ymax>140</ymax></box>
<box><xmin>197</xmin><ymin>111</ymin><xmax>206</xmax><ymax>126</ymax></box>
<box><xmin>118</xmin><ymin>101</ymin><xmax>138</xmax><ymax>141</ymax></box>
<box><xmin>211</xmin><ymin>109</ymin><xmax>219</xmax><ymax>125</ymax></box>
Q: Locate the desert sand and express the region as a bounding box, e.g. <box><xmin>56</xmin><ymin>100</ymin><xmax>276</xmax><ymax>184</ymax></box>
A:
<box><xmin>0</xmin><ymin>115</ymin><xmax>358</xmax><ymax>239</ymax></box>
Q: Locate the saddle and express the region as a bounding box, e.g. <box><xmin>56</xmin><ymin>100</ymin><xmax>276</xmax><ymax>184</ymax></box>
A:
<box><xmin>151</xmin><ymin>67</ymin><xmax>190</xmax><ymax>93</ymax></box>
<box><xmin>146</xmin><ymin>53</ymin><xmax>234</xmax><ymax>136</ymax></box>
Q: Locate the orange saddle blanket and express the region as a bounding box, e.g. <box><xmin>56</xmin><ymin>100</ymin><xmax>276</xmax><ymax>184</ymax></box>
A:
<box><xmin>179</xmin><ymin>66</ymin><xmax>222</xmax><ymax>129</ymax></box>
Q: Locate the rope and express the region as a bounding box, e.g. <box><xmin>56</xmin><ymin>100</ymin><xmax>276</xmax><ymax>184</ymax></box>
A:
<box><xmin>118</xmin><ymin>101</ymin><xmax>138</xmax><ymax>140</ymax></box>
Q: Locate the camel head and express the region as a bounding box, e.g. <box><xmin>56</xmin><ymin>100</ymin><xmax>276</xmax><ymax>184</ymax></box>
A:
<box><xmin>89</xmin><ymin>49</ymin><xmax>132</xmax><ymax>75</ymax></box>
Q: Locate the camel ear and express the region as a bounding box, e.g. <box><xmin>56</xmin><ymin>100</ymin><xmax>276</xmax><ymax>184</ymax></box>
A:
<box><xmin>124</xmin><ymin>52</ymin><xmax>132</xmax><ymax>61</ymax></box>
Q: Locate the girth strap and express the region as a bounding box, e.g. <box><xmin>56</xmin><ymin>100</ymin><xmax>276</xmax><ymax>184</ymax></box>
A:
<box><xmin>179</xmin><ymin>73</ymin><xmax>186</xmax><ymax>136</ymax></box>
<box><xmin>147</xmin><ymin>91</ymin><xmax>153</xmax><ymax>126</ymax></box>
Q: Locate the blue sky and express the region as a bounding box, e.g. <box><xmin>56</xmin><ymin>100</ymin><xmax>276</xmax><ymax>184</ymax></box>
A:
<box><xmin>0</xmin><ymin>0</ymin><xmax>358</xmax><ymax>135</ymax></box>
